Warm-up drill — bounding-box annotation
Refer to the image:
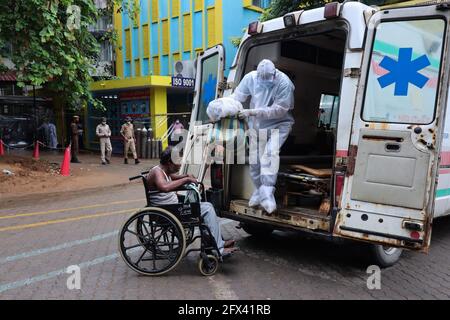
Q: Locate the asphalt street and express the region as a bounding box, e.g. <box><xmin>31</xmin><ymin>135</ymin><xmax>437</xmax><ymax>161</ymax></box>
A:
<box><xmin>0</xmin><ymin>182</ymin><xmax>450</xmax><ymax>300</ymax></box>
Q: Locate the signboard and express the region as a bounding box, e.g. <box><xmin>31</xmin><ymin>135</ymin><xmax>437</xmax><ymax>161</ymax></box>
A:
<box><xmin>172</xmin><ymin>77</ymin><xmax>195</xmax><ymax>88</ymax></box>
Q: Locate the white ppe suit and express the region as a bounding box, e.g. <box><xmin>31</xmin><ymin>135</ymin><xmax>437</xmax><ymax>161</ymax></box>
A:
<box><xmin>231</xmin><ymin>59</ymin><xmax>295</xmax><ymax>214</ymax></box>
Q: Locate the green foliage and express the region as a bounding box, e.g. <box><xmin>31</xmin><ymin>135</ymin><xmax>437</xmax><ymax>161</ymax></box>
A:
<box><xmin>261</xmin><ymin>0</ymin><xmax>335</xmax><ymax>21</ymax></box>
<box><xmin>0</xmin><ymin>0</ymin><xmax>137</xmax><ymax>111</ymax></box>
<box><xmin>230</xmin><ymin>28</ymin><xmax>248</xmax><ymax>48</ymax></box>
<box><xmin>261</xmin><ymin>0</ymin><xmax>412</xmax><ymax>22</ymax></box>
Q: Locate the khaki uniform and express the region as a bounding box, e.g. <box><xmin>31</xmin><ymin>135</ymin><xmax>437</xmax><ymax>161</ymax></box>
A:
<box><xmin>96</xmin><ymin>124</ymin><xmax>112</xmax><ymax>162</ymax></box>
<box><xmin>70</xmin><ymin>122</ymin><xmax>80</xmax><ymax>161</ymax></box>
<box><xmin>121</xmin><ymin>123</ymin><xmax>137</xmax><ymax>160</ymax></box>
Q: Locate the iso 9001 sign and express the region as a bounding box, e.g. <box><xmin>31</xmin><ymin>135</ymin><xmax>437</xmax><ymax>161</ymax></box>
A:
<box><xmin>172</xmin><ymin>77</ymin><xmax>195</xmax><ymax>88</ymax></box>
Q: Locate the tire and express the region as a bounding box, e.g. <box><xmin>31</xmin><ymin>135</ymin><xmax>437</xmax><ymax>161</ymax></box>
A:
<box><xmin>368</xmin><ymin>244</ymin><xmax>403</xmax><ymax>268</ymax></box>
<box><xmin>241</xmin><ymin>222</ymin><xmax>274</xmax><ymax>237</ymax></box>
<box><xmin>198</xmin><ymin>255</ymin><xmax>219</xmax><ymax>276</ymax></box>
<box><xmin>119</xmin><ymin>208</ymin><xmax>186</xmax><ymax>276</ymax></box>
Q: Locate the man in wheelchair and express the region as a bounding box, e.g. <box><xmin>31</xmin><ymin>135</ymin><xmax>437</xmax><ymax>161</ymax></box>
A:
<box><xmin>146</xmin><ymin>147</ymin><xmax>238</xmax><ymax>256</ymax></box>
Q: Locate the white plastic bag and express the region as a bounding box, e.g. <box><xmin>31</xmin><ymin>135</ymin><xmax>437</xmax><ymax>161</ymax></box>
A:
<box><xmin>206</xmin><ymin>97</ymin><xmax>243</xmax><ymax>122</ymax></box>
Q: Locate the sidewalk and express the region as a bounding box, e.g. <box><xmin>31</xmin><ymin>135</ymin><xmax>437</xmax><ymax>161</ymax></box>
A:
<box><xmin>0</xmin><ymin>149</ymin><xmax>159</xmax><ymax>203</ymax></box>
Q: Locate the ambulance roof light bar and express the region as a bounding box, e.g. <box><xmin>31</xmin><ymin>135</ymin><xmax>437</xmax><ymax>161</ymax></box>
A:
<box><xmin>283</xmin><ymin>10</ymin><xmax>304</xmax><ymax>28</ymax></box>
<box><xmin>248</xmin><ymin>21</ymin><xmax>263</xmax><ymax>35</ymax></box>
<box><xmin>324</xmin><ymin>2</ymin><xmax>342</xmax><ymax>19</ymax></box>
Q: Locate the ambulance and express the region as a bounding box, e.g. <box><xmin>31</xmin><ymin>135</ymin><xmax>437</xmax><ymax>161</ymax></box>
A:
<box><xmin>181</xmin><ymin>0</ymin><xmax>450</xmax><ymax>267</ymax></box>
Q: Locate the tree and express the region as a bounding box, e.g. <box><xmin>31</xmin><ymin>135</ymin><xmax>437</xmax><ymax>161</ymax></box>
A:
<box><xmin>261</xmin><ymin>0</ymin><xmax>410</xmax><ymax>21</ymax></box>
<box><xmin>261</xmin><ymin>0</ymin><xmax>331</xmax><ymax>21</ymax></box>
<box><xmin>0</xmin><ymin>0</ymin><xmax>136</xmax><ymax>111</ymax></box>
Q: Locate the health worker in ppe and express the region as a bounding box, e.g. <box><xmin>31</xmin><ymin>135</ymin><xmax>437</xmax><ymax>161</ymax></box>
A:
<box><xmin>231</xmin><ymin>59</ymin><xmax>295</xmax><ymax>214</ymax></box>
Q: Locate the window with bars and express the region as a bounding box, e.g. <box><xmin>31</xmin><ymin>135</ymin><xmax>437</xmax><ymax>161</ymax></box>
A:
<box><xmin>252</xmin><ymin>0</ymin><xmax>272</xmax><ymax>9</ymax></box>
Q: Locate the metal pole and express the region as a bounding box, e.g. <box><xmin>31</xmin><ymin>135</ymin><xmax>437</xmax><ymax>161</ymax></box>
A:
<box><xmin>33</xmin><ymin>85</ymin><xmax>37</xmax><ymax>141</ymax></box>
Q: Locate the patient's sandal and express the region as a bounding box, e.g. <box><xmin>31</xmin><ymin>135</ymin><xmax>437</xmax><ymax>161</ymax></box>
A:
<box><xmin>222</xmin><ymin>247</ymin><xmax>239</xmax><ymax>259</ymax></box>
<box><xmin>224</xmin><ymin>239</ymin><xmax>236</xmax><ymax>248</ymax></box>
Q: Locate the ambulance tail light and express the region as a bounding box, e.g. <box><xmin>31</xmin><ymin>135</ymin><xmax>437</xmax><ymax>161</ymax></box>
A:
<box><xmin>335</xmin><ymin>173</ymin><xmax>345</xmax><ymax>205</ymax></box>
<box><xmin>248</xmin><ymin>21</ymin><xmax>263</xmax><ymax>35</ymax></box>
<box><xmin>210</xmin><ymin>163</ymin><xmax>224</xmax><ymax>190</ymax></box>
<box><xmin>324</xmin><ymin>2</ymin><xmax>342</xmax><ymax>19</ymax></box>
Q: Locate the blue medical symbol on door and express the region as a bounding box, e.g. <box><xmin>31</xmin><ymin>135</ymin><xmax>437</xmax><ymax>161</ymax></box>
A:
<box><xmin>377</xmin><ymin>47</ymin><xmax>431</xmax><ymax>96</ymax></box>
<box><xmin>202</xmin><ymin>74</ymin><xmax>217</xmax><ymax>106</ymax></box>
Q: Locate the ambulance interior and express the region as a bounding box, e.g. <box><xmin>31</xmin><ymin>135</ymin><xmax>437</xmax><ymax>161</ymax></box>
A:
<box><xmin>229</xmin><ymin>28</ymin><xmax>347</xmax><ymax>219</ymax></box>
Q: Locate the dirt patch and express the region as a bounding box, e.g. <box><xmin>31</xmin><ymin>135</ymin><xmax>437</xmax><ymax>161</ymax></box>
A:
<box><xmin>0</xmin><ymin>155</ymin><xmax>123</xmax><ymax>201</ymax></box>
<box><xmin>0</xmin><ymin>156</ymin><xmax>60</xmax><ymax>179</ymax></box>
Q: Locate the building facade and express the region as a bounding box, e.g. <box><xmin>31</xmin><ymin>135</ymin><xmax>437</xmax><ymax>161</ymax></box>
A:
<box><xmin>88</xmin><ymin>0</ymin><xmax>270</xmax><ymax>153</ymax></box>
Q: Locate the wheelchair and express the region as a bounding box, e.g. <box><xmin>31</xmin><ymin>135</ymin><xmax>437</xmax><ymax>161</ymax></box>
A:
<box><xmin>118</xmin><ymin>171</ymin><xmax>223</xmax><ymax>276</ymax></box>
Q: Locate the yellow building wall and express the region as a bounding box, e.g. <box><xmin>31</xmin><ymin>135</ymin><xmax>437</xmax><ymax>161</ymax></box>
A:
<box><xmin>150</xmin><ymin>87</ymin><xmax>169</xmax><ymax>149</ymax></box>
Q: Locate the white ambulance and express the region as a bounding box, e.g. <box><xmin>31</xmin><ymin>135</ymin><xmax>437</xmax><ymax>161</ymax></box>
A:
<box><xmin>181</xmin><ymin>0</ymin><xmax>450</xmax><ymax>267</ymax></box>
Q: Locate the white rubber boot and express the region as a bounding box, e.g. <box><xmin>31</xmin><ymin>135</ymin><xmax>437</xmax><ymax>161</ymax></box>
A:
<box><xmin>259</xmin><ymin>186</ymin><xmax>277</xmax><ymax>214</ymax></box>
<box><xmin>249</xmin><ymin>189</ymin><xmax>261</xmax><ymax>207</ymax></box>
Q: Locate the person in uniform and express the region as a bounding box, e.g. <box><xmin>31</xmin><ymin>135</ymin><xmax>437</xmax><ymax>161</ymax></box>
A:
<box><xmin>70</xmin><ymin>115</ymin><xmax>83</xmax><ymax>163</ymax></box>
<box><xmin>96</xmin><ymin>117</ymin><xmax>112</xmax><ymax>165</ymax></box>
<box><xmin>120</xmin><ymin>117</ymin><xmax>140</xmax><ymax>165</ymax></box>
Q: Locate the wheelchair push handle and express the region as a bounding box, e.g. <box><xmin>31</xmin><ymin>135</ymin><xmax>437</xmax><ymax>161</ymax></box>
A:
<box><xmin>129</xmin><ymin>171</ymin><xmax>150</xmax><ymax>181</ymax></box>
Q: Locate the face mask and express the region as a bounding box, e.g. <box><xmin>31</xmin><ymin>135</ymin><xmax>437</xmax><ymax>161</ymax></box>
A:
<box><xmin>259</xmin><ymin>80</ymin><xmax>274</xmax><ymax>89</ymax></box>
<box><xmin>102</xmin><ymin>122</ymin><xmax>106</xmax><ymax>125</ymax></box>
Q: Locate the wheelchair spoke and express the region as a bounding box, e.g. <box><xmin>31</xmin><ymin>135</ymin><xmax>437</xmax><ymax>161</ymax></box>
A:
<box><xmin>154</xmin><ymin>227</ymin><xmax>171</xmax><ymax>244</ymax></box>
<box><xmin>119</xmin><ymin>210</ymin><xmax>186</xmax><ymax>275</ymax></box>
<box><xmin>152</xmin><ymin>245</ymin><xmax>157</xmax><ymax>271</ymax></box>
<box><xmin>125</xmin><ymin>243</ymin><xmax>144</xmax><ymax>251</ymax></box>
<box><xmin>141</xmin><ymin>219</ymin><xmax>151</xmax><ymax>239</ymax></box>
<box><xmin>136</xmin><ymin>248</ymin><xmax>148</xmax><ymax>265</ymax></box>
<box><xmin>169</xmin><ymin>232</ymin><xmax>175</xmax><ymax>258</ymax></box>
<box><xmin>126</xmin><ymin>228</ymin><xmax>146</xmax><ymax>241</ymax></box>
<box><xmin>148</xmin><ymin>216</ymin><xmax>155</xmax><ymax>236</ymax></box>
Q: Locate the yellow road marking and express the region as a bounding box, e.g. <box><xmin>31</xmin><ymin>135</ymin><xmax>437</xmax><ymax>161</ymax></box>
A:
<box><xmin>0</xmin><ymin>208</ymin><xmax>139</xmax><ymax>233</ymax></box>
<box><xmin>0</xmin><ymin>199</ymin><xmax>144</xmax><ymax>220</ymax></box>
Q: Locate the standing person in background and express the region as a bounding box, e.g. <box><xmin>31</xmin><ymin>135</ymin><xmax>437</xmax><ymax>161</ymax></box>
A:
<box><xmin>121</xmin><ymin>117</ymin><xmax>140</xmax><ymax>165</ymax></box>
<box><xmin>170</xmin><ymin>119</ymin><xmax>185</xmax><ymax>146</ymax></box>
<box><xmin>48</xmin><ymin>121</ymin><xmax>58</xmax><ymax>149</ymax></box>
<box><xmin>96</xmin><ymin>117</ymin><xmax>112</xmax><ymax>165</ymax></box>
<box><xmin>70</xmin><ymin>115</ymin><xmax>83</xmax><ymax>163</ymax></box>
<box><xmin>37</xmin><ymin>119</ymin><xmax>50</xmax><ymax>147</ymax></box>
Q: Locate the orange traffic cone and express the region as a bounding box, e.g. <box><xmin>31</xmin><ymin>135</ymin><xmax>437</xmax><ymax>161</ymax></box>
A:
<box><xmin>32</xmin><ymin>141</ymin><xmax>40</xmax><ymax>160</ymax></box>
<box><xmin>0</xmin><ymin>139</ymin><xmax>4</xmax><ymax>157</ymax></box>
<box><xmin>60</xmin><ymin>146</ymin><xmax>71</xmax><ymax>177</ymax></box>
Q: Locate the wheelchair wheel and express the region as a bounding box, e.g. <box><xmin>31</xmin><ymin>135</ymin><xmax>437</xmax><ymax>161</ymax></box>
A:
<box><xmin>119</xmin><ymin>208</ymin><xmax>186</xmax><ymax>276</ymax></box>
<box><xmin>198</xmin><ymin>255</ymin><xmax>219</xmax><ymax>276</ymax></box>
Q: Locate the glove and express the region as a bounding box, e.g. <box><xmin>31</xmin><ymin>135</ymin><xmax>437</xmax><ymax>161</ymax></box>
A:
<box><xmin>238</xmin><ymin>109</ymin><xmax>257</xmax><ymax>120</ymax></box>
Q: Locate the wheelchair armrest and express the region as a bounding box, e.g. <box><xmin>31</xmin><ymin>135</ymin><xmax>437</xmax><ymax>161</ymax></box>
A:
<box><xmin>147</xmin><ymin>183</ymin><xmax>204</xmax><ymax>198</ymax></box>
